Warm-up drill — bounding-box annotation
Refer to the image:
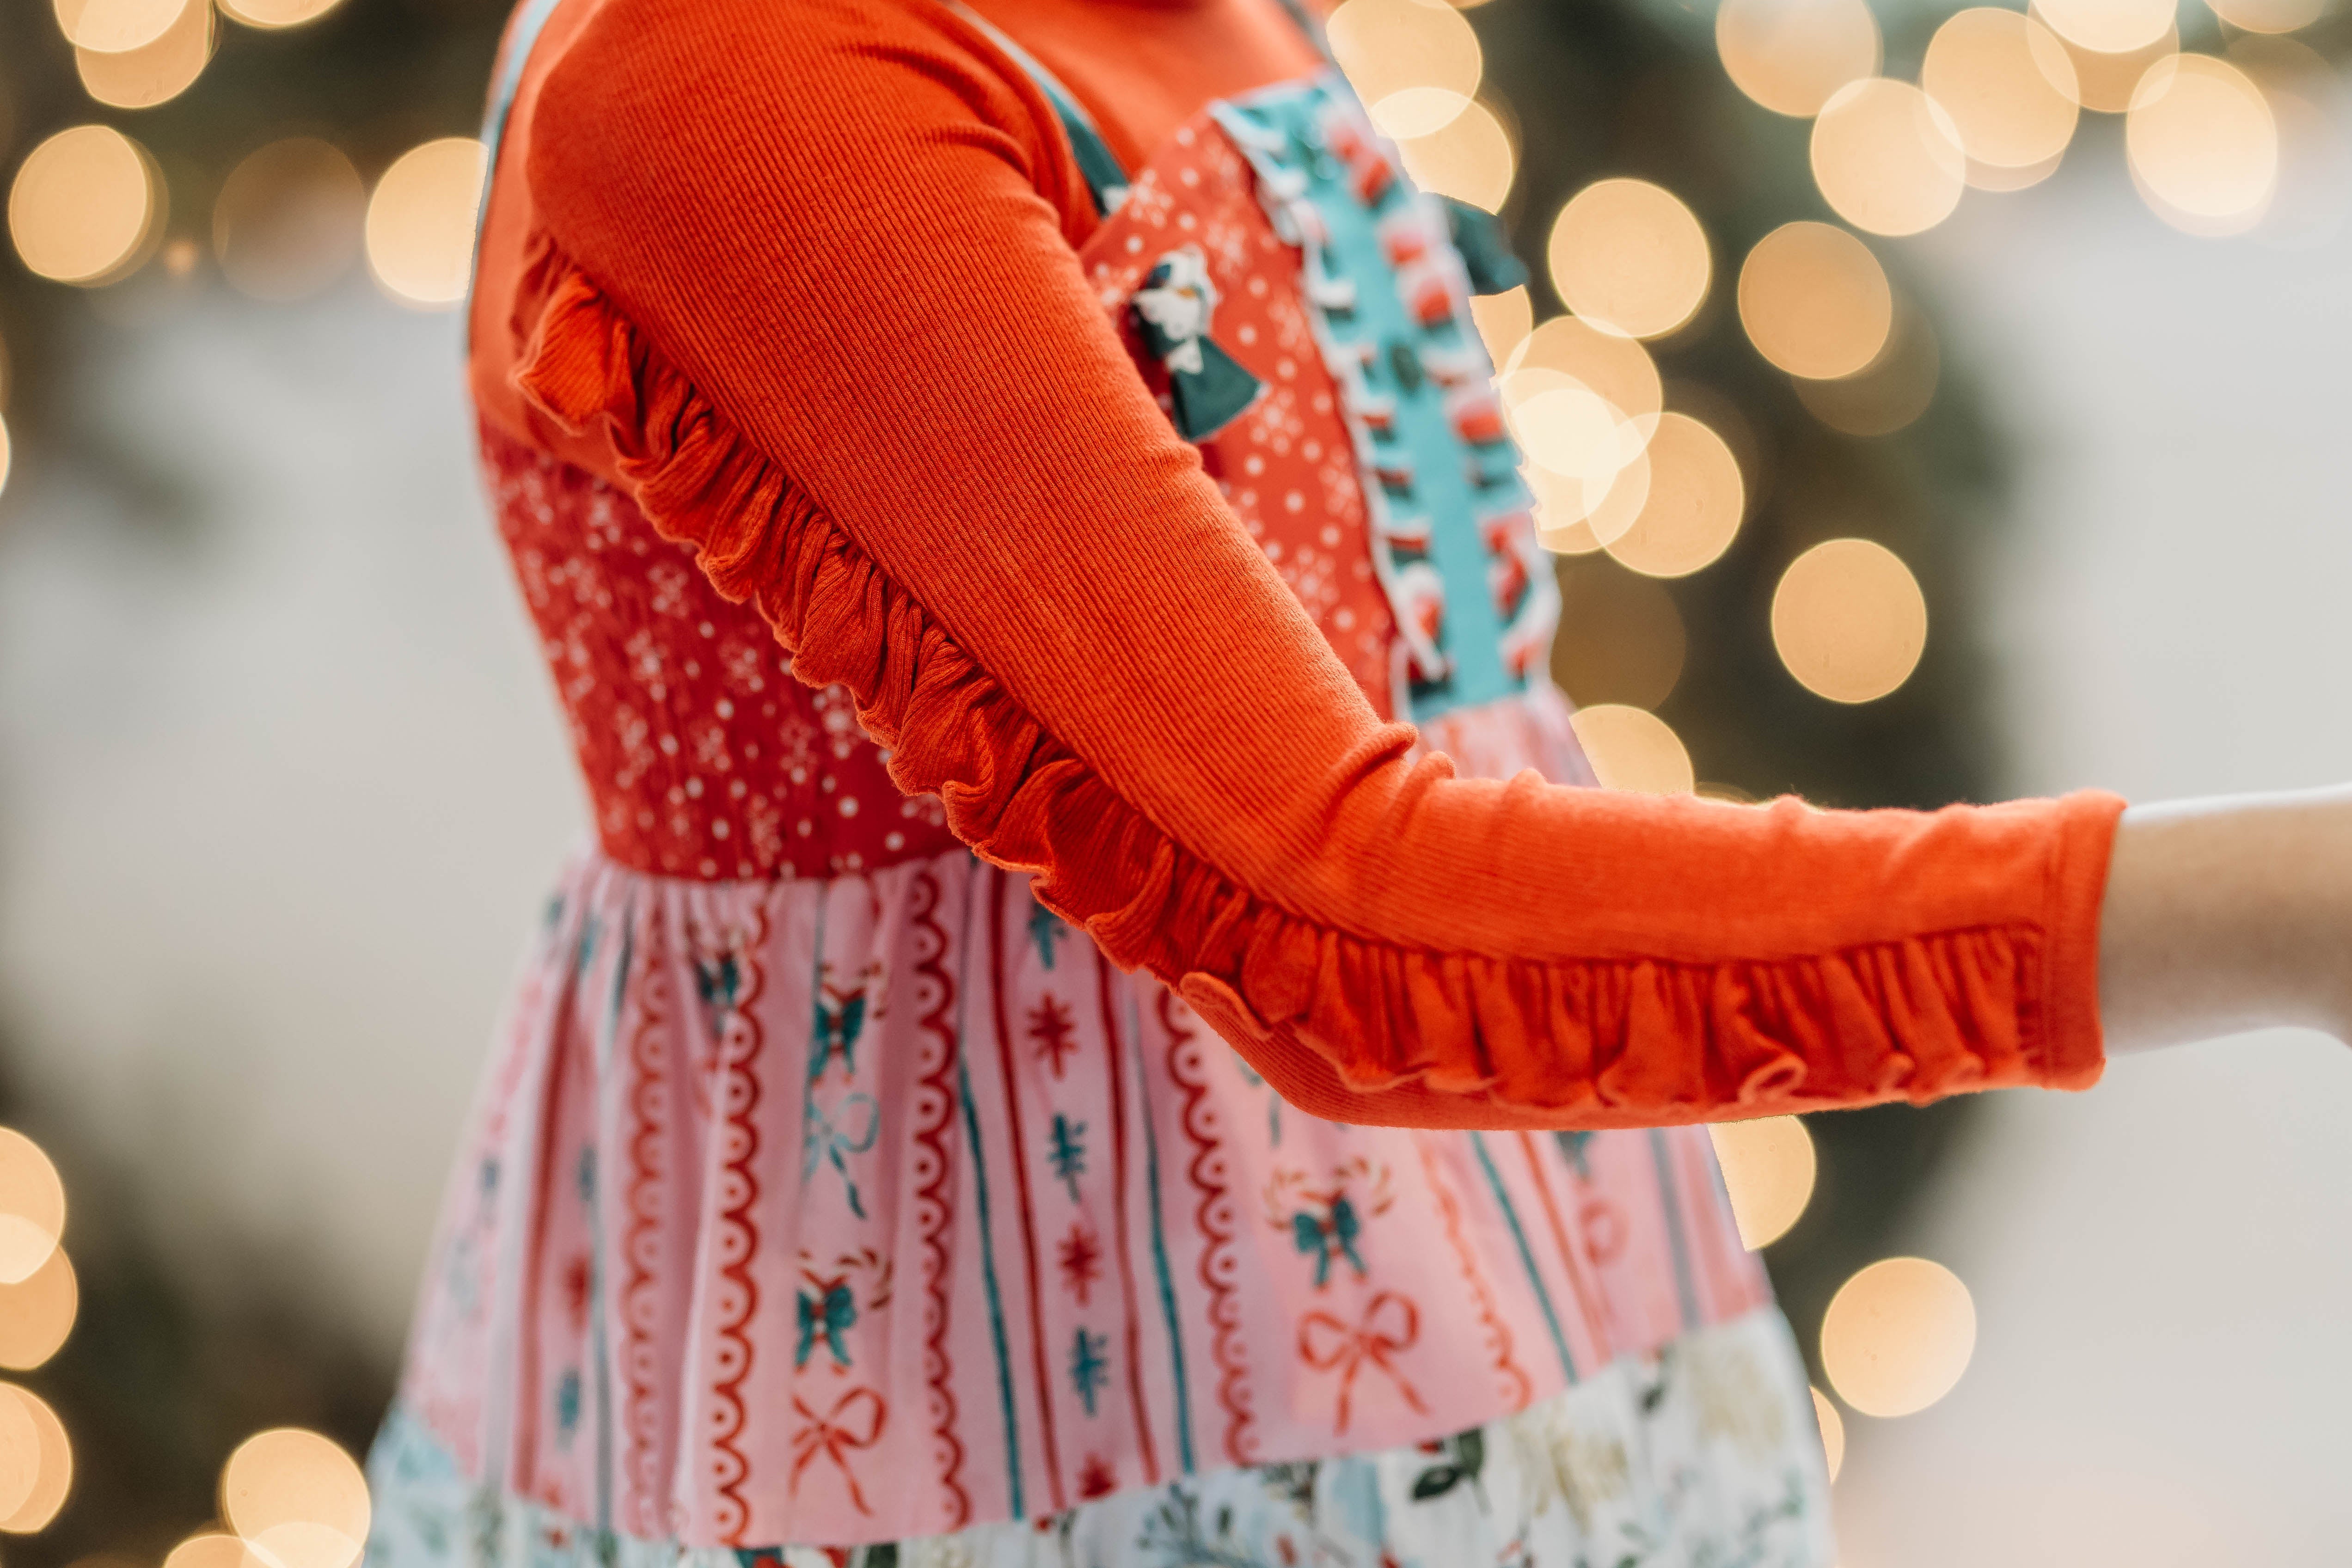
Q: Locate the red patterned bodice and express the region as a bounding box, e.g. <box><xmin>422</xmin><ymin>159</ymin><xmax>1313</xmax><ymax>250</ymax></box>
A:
<box><xmin>480</xmin><ymin>419</ymin><xmax>962</xmax><ymax>880</ymax></box>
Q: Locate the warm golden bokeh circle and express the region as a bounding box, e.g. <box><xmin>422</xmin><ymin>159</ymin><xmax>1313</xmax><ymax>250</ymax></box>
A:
<box><xmin>1506</xmin><ymin>315</ymin><xmax>1663</xmax><ymax>422</ymax></box>
<box><xmin>1604</xmin><ymin>412</ymin><xmax>1743</xmax><ymax>578</ymax></box>
<box><xmin>222</xmin><ymin>1427</ymin><xmax>372</xmax><ymax>1568</ymax></box>
<box><xmin>215</xmin><ymin>0</ymin><xmax>343</xmax><ymax>26</ymax></box>
<box><xmin>1923</xmin><ymin>10</ymin><xmax>2080</xmax><ymax>172</ymax></box>
<box><xmin>164</xmin><ymin>1535</ymin><xmax>267</xmax><ymax>1568</ymax></box>
<box><xmin>0</xmin><ymin>1385</ymin><xmax>70</xmax><ymax>1533</ymax></box>
<box><xmin>8</xmin><ymin>126</ymin><xmax>164</xmax><ymax>288</ymax></box>
<box><xmin>2208</xmin><ymin>0</ymin><xmax>2329</xmax><ymax>32</ymax></box>
<box><xmin>1810</xmin><ymin>1387</ymin><xmax>1846</xmax><ymax>1480</ymax></box>
<box><xmin>1772</xmin><ymin>538</ymin><xmax>1928</xmax><ymax>703</ymax></box>
<box><xmin>1736</xmin><ymin>222</ymin><xmax>1891</xmax><ymax>380</ymax></box>
<box><xmin>214</xmin><ymin>139</ymin><xmax>365</xmax><ymax>301</ymax></box>
<box><xmin>54</xmin><ymin>0</ymin><xmax>189</xmax><ymax>54</ymax></box>
<box><xmin>0</xmin><ymin>1246</ymin><xmax>77</xmax><ymax>1372</ymax></box>
<box><xmin>1396</xmin><ymin>99</ymin><xmax>1515</xmax><ymax>213</ymax></box>
<box><xmin>1512</xmin><ymin>380</ymin><xmax>1629</xmax><ymax>488</ymax></box>
<box><xmin>365</xmin><ymin>138</ymin><xmax>490</xmax><ymax>308</ymax></box>
<box><xmin>0</xmin><ymin>417</ymin><xmax>12</xmax><ymax>502</ymax></box>
<box><xmin>0</xmin><ymin>1131</ymin><xmax>64</xmax><ymax>1286</ymax></box>
<box><xmin>1467</xmin><ymin>284</ymin><xmax>1532</xmax><ymax>365</ymax></box>
<box><xmin>2034</xmin><ymin>14</ymin><xmax>2179</xmax><ymax>114</ymax></box>
<box><xmin>2127</xmin><ymin>54</ymin><xmax>2278</xmax><ymax>233</ymax></box>
<box><xmin>1567</xmin><ymin>704</ymin><xmax>1695</xmax><ymax>795</ymax></box>
<box><xmin>2034</xmin><ymin>0</ymin><xmax>2174</xmax><ymax>55</ymax></box>
<box><xmin>1705</xmin><ymin>1115</ymin><xmax>1817</xmax><ymax>1249</ymax></box>
<box><xmin>74</xmin><ymin>0</ymin><xmax>215</xmax><ymax>109</ymax></box>
<box><xmin>1546</xmin><ymin>178</ymin><xmax>1710</xmax><ymax>340</ymax></box>
<box><xmin>1328</xmin><ymin>0</ymin><xmax>1482</xmax><ymax>138</ymax></box>
<box><xmin>1821</xmin><ymin>1257</ymin><xmax>1978</xmax><ymax>1417</ymax></box>
<box><xmin>1792</xmin><ymin>299</ymin><xmax>1939</xmax><ymax>436</ymax></box>
<box><xmin>1810</xmin><ymin>79</ymin><xmax>1967</xmax><ymax>237</ymax></box>
<box><xmin>1714</xmin><ymin>0</ymin><xmax>1881</xmax><ymax>118</ymax></box>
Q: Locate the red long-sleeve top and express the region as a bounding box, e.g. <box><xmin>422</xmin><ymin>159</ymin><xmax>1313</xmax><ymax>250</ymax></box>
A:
<box><xmin>467</xmin><ymin>0</ymin><xmax>2124</xmax><ymax>1131</ymax></box>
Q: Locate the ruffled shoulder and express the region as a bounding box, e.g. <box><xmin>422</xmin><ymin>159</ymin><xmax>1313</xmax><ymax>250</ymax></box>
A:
<box><xmin>510</xmin><ymin>234</ymin><xmax>2088</xmax><ymax>1129</ymax></box>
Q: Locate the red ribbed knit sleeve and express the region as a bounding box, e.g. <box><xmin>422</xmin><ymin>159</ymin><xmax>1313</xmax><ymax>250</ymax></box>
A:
<box><xmin>491</xmin><ymin>0</ymin><xmax>2122</xmax><ymax>1131</ymax></box>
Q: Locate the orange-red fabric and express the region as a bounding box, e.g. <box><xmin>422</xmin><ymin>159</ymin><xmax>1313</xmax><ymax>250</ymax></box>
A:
<box><xmin>470</xmin><ymin>0</ymin><xmax>2124</xmax><ymax>1131</ymax></box>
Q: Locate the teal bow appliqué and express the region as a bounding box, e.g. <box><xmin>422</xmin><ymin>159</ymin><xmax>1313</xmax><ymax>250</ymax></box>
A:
<box><xmin>1292</xmin><ymin>1193</ymin><xmax>1366</xmax><ymax>1288</ymax></box>
<box><xmin>796</xmin><ymin>1280</ymin><xmax>858</xmax><ymax>1368</ymax></box>
<box><xmin>1132</xmin><ymin>245</ymin><xmax>1264</xmax><ymax>441</ymax></box>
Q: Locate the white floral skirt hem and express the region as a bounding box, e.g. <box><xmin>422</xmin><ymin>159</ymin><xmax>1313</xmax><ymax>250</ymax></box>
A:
<box><xmin>365</xmin><ymin>1305</ymin><xmax>1834</xmax><ymax>1568</ymax></box>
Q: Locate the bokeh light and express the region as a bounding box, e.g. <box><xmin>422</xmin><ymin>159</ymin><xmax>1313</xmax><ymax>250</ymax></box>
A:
<box><xmin>1604</xmin><ymin>412</ymin><xmax>1743</xmax><ymax>578</ymax></box>
<box><xmin>1551</xmin><ymin>560</ymin><xmax>1687</xmax><ymax>709</ymax></box>
<box><xmin>0</xmin><ymin>1384</ymin><xmax>33</xmax><ymax>1522</ymax></box>
<box><xmin>0</xmin><ymin>417</ymin><xmax>12</xmax><ymax>502</ymax></box>
<box><xmin>165</xmin><ymin>1535</ymin><xmax>267</xmax><ymax>1568</ymax></box>
<box><xmin>2034</xmin><ymin>0</ymin><xmax>2174</xmax><ymax>55</ymax></box>
<box><xmin>1468</xmin><ymin>284</ymin><xmax>1532</xmax><ymax>364</ymax></box>
<box><xmin>1737</xmin><ymin>221</ymin><xmax>1891</xmax><ymax>380</ymax></box>
<box><xmin>364</xmin><ymin>137</ymin><xmax>489</xmax><ymax>308</ymax></box>
<box><xmin>214</xmin><ymin>139</ymin><xmax>365</xmax><ymax>301</ymax></box>
<box><xmin>8</xmin><ymin>125</ymin><xmax>165</xmax><ymax>286</ymax></box>
<box><xmin>1505</xmin><ymin>317</ymin><xmax>1662</xmax><ymax>539</ymax></box>
<box><xmin>1714</xmin><ymin>0</ymin><xmax>1881</xmax><ymax>118</ymax></box>
<box><xmin>1821</xmin><ymin>1256</ymin><xmax>1978</xmax><ymax>1417</ymax></box>
<box><xmin>0</xmin><ymin>1131</ymin><xmax>64</xmax><ymax>1286</ymax></box>
<box><xmin>221</xmin><ymin>1427</ymin><xmax>371</xmax><ymax>1568</ymax></box>
<box><xmin>1327</xmin><ymin>0</ymin><xmax>1483</xmax><ymax>138</ymax></box>
<box><xmin>1923</xmin><ymin>10</ymin><xmax>2080</xmax><ymax>179</ymax></box>
<box><xmin>1514</xmin><ymin>382</ymin><xmax>1647</xmax><ymax>530</ymax></box>
<box><xmin>1396</xmin><ymin>99</ymin><xmax>1515</xmax><ymax>212</ymax></box>
<box><xmin>1811</xmin><ymin>79</ymin><xmax>1966</xmax><ymax>237</ymax></box>
<box><xmin>54</xmin><ymin>0</ymin><xmax>189</xmax><ymax>54</ymax></box>
<box><xmin>1792</xmin><ymin>297</ymin><xmax>1939</xmax><ymax>436</ymax></box>
<box><xmin>2039</xmin><ymin>17</ymin><xmax>2179</xmax><ymax>114</ymax></box>
<box><xmin>2128</xmin><ymin>54</ymin><xmax>2278</xmax><ymax>236</ymax></box>
<box><xmin>216</xmin><ymin>0</ymin><xmax>343</xmax><ymax>26</ymax></box>
<box><xmin>1567</xmin><ymin>704</ymin><xmax>1695</xmax><ymax>795</ymax></box>
<box><xmin>1505</xmin><ymin>314</ymin><xmax>1663</xmax><ymax>422</ymax></box>
<box><xmin>0</xmin><ymin>1247</ymin><xmax>77</xmax><ymax>1372</ymax></box>
<box><xmin>75</xmin><ymin>0</ymin><xmax>213</xmax><ymax>108</ymax></box>
<box><xmin>0</xmin><ymin>1385</ymin><xmax>69</xmax><ymax>1532</ymax></box>
<box><xmin>1706</xmin><ymin>1115</ymin><xmax>1817</xmax><ymax>1249</ymax></box>
<box><xmin>1811</xmin><ymin>1387</ymin><xmax>1846</xmax><ymax>1480</ymax></box>
<box><xmin>2209</xmin><ymin>0</ymin><xmax>2329</xmax><ymax>31</ymax></box>
<box><xmin>1771</xmin><ymin>538</ymin><xmax>1928</xmax><ymax>703</ymax></box>
<box><xmin>1546</xmin><ymin>178</ymin><xmax>1710</xmax><ymax>339</ymax></box>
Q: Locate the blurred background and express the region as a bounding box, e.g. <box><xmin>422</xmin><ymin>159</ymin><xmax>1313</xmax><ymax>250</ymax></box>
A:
<box><xmin>0</xmin><ymin>0</ymin><xmax>2348</xmax><ymax>1561</ymax></box>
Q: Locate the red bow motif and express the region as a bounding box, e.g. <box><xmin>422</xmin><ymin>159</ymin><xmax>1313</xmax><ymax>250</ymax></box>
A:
<box><xmin>1297</xmin><ymin>1292</ymin><xmax>1427</xmax><ymax>1436</ymax></box>
<box><xmin>790</xmin><ymin>1387</ymin><xmax>888</xmax><ymax>1515</ymax></box>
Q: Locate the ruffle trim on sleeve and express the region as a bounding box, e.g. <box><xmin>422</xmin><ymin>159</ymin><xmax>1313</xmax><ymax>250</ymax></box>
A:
<box><xmin>509</xmin><ymin>238</ymin><xmax>2089</xmax><ymax>1129</ymax></box>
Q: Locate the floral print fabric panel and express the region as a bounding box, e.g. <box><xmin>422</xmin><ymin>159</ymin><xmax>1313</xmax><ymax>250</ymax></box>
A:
<box><xmin>369</xmin><ymin>1309</ymin><xmax>1832</xmax><ymax>1568</ymax></box>
<box><xmin>483</xmin><ymin>421</ymin><xmax>963</xmax><ymax>881</ymax></box>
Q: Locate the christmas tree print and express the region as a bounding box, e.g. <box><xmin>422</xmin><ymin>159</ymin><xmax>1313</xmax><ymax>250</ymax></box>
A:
<box><xmin>1049</xmin><ymin>1113</ymin><xmax>1089</xmax><ymax>1204</ymax></box>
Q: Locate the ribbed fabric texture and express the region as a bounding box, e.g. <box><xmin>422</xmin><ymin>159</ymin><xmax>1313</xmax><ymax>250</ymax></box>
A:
<box><xmin>470</xmin><ymin>0</ymin><xmax>2125</xmax><ymax>1129</ymax></box>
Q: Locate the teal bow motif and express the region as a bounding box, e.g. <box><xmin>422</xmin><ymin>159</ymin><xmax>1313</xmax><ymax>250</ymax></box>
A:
<box><xmin>804</xmin><ymin>1091</ymin><xmax>880</xmax><ymax>1219</ymax></box>
<box><xmin>796</xmin><ymin>1280</ymin><xmax>858</xmax><ymax>1368</ymax></box>
<box><xmin>1132</xmin><ymin>246</ymin><xmax>1264</xmax><ymax>441</ymax></box>
<box><xmin>810</xmin><ymin>990</ymin><xmax>868</xmax><ymax>1084</ymax></box>
<box><xmin>1291</xmin><ymin>1193</ymin><xmax>1366</xmax><ymax>1288</ymax></box>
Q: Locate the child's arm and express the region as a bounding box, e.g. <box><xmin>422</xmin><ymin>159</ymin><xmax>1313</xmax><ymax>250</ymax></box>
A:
<box><xmin>2102</xmin><ymin>787</ymin><xmax>2352</xmax><ymax>1051</ymax></box>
